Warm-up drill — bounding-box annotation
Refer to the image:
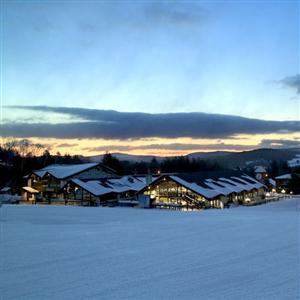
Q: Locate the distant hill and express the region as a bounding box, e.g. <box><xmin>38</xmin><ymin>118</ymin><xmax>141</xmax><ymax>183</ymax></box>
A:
<box><xmin>208</xmin><ymin>148</ymin><xmax>299</xmax><ymax>168</ymax></box>
<box><xmin>89</xmin><ymin>152</ymin><xmax>165</xmax><ymax>163</ymax></box>
<box><xmin>187</xmin><ymin>151</ymin><xmax>232</xmax><ymax>160</ymax></box>
<box><xmin>88</xmin><ymin>148</ymin><xmax>299</xmax><ymax>168</ymax></box>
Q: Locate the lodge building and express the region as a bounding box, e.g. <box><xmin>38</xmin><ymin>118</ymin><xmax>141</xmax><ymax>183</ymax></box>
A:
<box><xmin>21</xmin><ymin>163</ymin><xmax>117</xmax><ymax>203</ymax></box>
<box><xmin>138</xmin><ymin>171</ymin><xmax>266</xmax><ymax>209</ymax></box>
<box><xmin>21</xmin><ymin>164</ymin><xmax>266</xmax><ymax>209</ymax></box>
<box><xmin>61</xmin><ymin>176</ymin><xmax>154</xmax><ymax>206</ymax></box>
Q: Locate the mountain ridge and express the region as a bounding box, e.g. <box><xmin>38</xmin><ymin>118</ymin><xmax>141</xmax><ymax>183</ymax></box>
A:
<box><xmin>88</xmin><ymin>148</ymin><xmax>299</xmax><ymax>168</ymax></box>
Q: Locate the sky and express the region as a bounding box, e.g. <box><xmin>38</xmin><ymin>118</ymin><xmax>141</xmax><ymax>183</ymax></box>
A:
<box><xmin>1</xmin><ymin>0</ymin><xmax>299</xmax><ymax>156</ymax></box>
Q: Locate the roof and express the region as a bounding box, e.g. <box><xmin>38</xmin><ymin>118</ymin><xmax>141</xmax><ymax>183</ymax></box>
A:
<box><xmin>22</xmin><ymin>186</ymin><xmax>40</xmax><ymax>193</ymax></box>
<box><xmin>172</xmin><ymin>170</ymin><xmax>246</xmax><ymax>186</ymax></box>
<box><xmin>203</xmin><ymin>180</ymin><xmax>238</xmax><ymax>196</ymax></box>
<box><xmin>217</xmin><ymin>178</ymin><xmax>248</xmax><ymax>193</ymax></box>
<box><xmin>268</xmin><ymin>178</ymin><xmax>276</xmax><ymax>186</ymax></box>
<box><xmin>169</xmin><ymin>175</ymin><xmax>223</xmax><ymax>199</ymax></box>
<box><xmin>287</xmin><ymin>155</ymin><xmax>300</xmax><ymax>167</ymax></box>
<box><xmin>68</xmin><ymin>176</ymin><xmax>156</xmax><ymax>197</ymax></box>
<box><xmin>31</xmin><ymin>163</ymin><xmax>113</xmax><ymax>180</ymax></box>
<box><xmin>255</xmin><ymin>166</ymin><xmax>267</xmax><ymax>173</ymax></box>
<box><xmin>275</xmin><ymin>174</ymin><xmax>292</xmax><ymax>180</ymax></box>
<box><xmin>0</xmin><ymin>187</ymin><xmax>11</xmax><ymax>192</ymax></box>
<box><xmin>71</xmin><ymin>179</ymin><xmax>114</xmax><ymax>196</ymax></box>
<box><xmin>138</xmin><ymin>170</ymin><xmax>265</xmax><ymax>199</ymax></box>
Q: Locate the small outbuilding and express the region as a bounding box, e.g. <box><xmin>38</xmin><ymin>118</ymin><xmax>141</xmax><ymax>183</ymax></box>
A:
<box><xmin>21</xmin><ymin>186</ymin><xmax>41</xmax><ymax>204</ymax></box>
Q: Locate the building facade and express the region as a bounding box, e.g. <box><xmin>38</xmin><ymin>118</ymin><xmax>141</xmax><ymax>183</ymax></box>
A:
<box><xmin>138</xmin><ymin>171</ymin><xmax>266</xmax><ymax>210</ymax></box>
<box><xmin>21</xmin><ymin>163</ymin><xmax>117</xmax><ymax>204</ymax></box>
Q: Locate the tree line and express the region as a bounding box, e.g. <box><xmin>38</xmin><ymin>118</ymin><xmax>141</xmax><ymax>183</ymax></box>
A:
<box><xmin>102</xmin><ymin>153</ymin><xmax>223</xmax><ymax>175</ymax></box>
<box><xmin>0</xmin><ymin>139</ymin><xmax>88</xmax><ymax>189</ymax></box>
<box><xmin>0</xmin><ymin>139</ymin><xmax>297</xmax><ymax>192</ymax></box>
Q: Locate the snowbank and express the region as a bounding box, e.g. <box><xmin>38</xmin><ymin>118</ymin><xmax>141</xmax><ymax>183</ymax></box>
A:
<box><xmin>0</xmin><ymin>194</ymin><xmax>20</xmax><ymax>204</ymax></box>
<box><xmin>0</xmin><ymin>197</ymin><xmax>299</xmax><ymax>299</ymax></box>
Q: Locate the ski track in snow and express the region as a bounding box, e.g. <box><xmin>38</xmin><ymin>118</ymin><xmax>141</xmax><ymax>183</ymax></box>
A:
<box><xmin>0</xmin><ymin>198</ymin><xmax>299</xmax><ymax>299</ymax></box>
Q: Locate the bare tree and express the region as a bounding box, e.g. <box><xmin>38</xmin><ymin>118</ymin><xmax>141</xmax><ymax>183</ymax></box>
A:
<box><xmin>1</xmin><ymin>138</ymin><xmax>46</xmax><ymax>157</ymax></box>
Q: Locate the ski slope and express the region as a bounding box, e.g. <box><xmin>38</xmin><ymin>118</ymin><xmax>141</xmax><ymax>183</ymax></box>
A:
<box><xmin>0</xmin><ymin>198</ymin><xmax>299</xmax><ymax>299</ymax></box>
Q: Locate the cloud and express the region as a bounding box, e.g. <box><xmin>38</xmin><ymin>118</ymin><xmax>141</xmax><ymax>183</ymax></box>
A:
<box><xmin>83</xmin><ymin>145</ymin><xmax>133</xmax><ymax>152</ymax></box>
<box><xmin>143</xmin><ymin>2</ymin><xmax>206</xmax><ymax>27</ymax></box>
<box><xmin>277</xmin><ymin>74</ymin><xmax>300</xmax><ymax>94</ymax></box>
<box><xmin>258</xmin><ymin>139</ymin><xmax>300</xmax><ymax>148</ymax></box>
<box><xmin>139</xmin><ymin>143</ymin><xmax>253</xmax><ymax>151</ymax></box>
<box><xmin>56</xmin><ymin>143</ymin><xmax>78</xmax><ymax>148</ymax></box>
<box><xmin>84</xmin><ymin>143</ymin><xmax>253</xmax><ymax>153</ymax></box>
<box><xmin>3</xmin><ymin>106</ymin><xmax>300</xmax><ymax>140</ymax></box>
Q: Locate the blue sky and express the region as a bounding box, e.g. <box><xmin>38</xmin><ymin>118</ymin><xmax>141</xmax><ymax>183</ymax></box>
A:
<box><xmin>1</xmin><ymin>0</ymin><xmax>299</xmax><ymax>155</ymax></box>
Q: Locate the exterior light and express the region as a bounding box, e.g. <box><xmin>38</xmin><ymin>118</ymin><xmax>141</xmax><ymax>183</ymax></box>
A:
<box><xmin>281</xmin><ymin>189</ymin><xmax>286</xmax><ymax>194</ymax></box>
<box><xmin>157</xmin><ymin>170</ymin><xmax>161</xmax><ymax>175</ymax></box>
<box><xmin>272</xmin><ymin>189</ymin><xmax>276</xmax><ymax>193</ymax></box>
<box><xmin>290</xmin><ymin>191</ymin><xmax>293</xmax><ymax>195</ymax></box>
<box><xmin>266</xmin><ymin>192</ymin><xmax>270</xmax><ymax>197</ymax></box>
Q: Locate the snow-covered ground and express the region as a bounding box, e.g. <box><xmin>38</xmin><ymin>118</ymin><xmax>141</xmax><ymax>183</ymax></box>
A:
<box><xmin>0</xmin><ymin>198</ymin><xmax>299</xmax><ymax>300</ymax></box>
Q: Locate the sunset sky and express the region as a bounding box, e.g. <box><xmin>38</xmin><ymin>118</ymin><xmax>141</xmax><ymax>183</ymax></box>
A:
<box><xmin>1</xmin><ymin>1</ymin><xmax>299</xmax><ymax>156</ymax></box>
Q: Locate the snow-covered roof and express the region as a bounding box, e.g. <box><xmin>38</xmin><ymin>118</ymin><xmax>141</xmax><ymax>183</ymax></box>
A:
<box><xmin>69</xmin><ymin>176</ymin><xmax>156</xmax><ymax>197</ymax></box>
<box><xmin>254</xmin><ymin>166</ymin><xmax>267</xmax><ymax>173</ymax></box>
<box><xmin>169</xmin><ymin>176</ymin><xmax>223</xmax><ymax>199</ymax></box>
<box><xmin>218</xmin><ymin>175</ymin><xmax>264</xmax><ymax>192</ymax></box>
<box><xmin>218</xmin><ymin>178</ymin><xmax>248</xmax><ymax>192</ymax></box>
<box><xmin>71</xmin><ymin>179</ymin><xmax>114</xmax><ymax>196</ymax></box>
<box><xmin>212</xmin><ymin>180</ymin><xmax>244</xmax><ymax>194</ymax></box>
<box><xmin>139</xmin><ymin>171</ymin><xmax>265</xmax><ymax>200</ymax></box>
<box><xmin>32</xmin><ymin>163</ymin><xmax>101</xmax><ymax>179</ymax></box>
<box><xmin>287</xmin><ymin>155</ymin><xmax>300</xmax><ymax>168</ymax></box>
<box><xmin>236</xmin><ymin>176</ymin><xmax>264</xmax><ymax>189</ymax></box>
<box><xmin>22</xmin><ymin>186</ymin><xmax>40</xmax><ymax>193</ymax></box>
<box><xmin>0</xmin><ymin>187</ymin><xmax>11</xmax><ymax>192</ymax></box>
<box><xmin>107</xmin><ymin>176</ymin><xmax>146</xmax><ymax>192</ymax></box>
<box><xmin>275</xmin><ymin>174</ymin><xmax>292</xmax><ymax>180</ymax></box>
<box><xmin>268</xmin><ymin>178</ymin><xmax>276</xmax><ymax>187</ymax></box>
<box><xmin>203</xmin><ymin>180</ymin><xmax>238</xmax><ymax>195</ymax></box>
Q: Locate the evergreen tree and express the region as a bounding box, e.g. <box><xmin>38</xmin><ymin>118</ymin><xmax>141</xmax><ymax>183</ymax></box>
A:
<box><xmin>102</xmin><ymin>153</ymin><xmax>124</xmax><ymax>174</ymax></box>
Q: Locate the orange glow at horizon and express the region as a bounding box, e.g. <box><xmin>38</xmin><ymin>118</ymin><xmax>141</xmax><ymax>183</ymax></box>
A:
<box><xmin>2</xmin><ymin>132</ymin><xmax>299</xmax><ymax>157</ymax></box>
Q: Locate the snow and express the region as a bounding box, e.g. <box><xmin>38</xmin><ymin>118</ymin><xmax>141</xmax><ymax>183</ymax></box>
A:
<box><xmin>232</xmin><ymin>176</ymin><xmax>263</xmax><ymax>190</ymax></box>
<box><xmin>0</xmin><ymin>194</ymin><xmax>21</xmax><ymax>204</ymax></box>
<box><xmin>71</xmin><ymin>176</ymin><xmax>156</xmax><ymax>196</ymax></box>
<box><xmin>32</xmin><ymin>163</ymin><xmax>99</xmax><ymax>179</ymax></box>
<box><xmin>288</xmin><ymin>155</ymin><xmax>300</xmax><ymax>168</ymax></box>
<box><xmin>219</xmin><ymin>178</ymin><xmax>248</xmax><ymax>192</ymax></box>
<box><xmin>202</xmin><ymin>180</ymin><xmax>235</xmax><ymax>195</ymax></box>
<box><xmin>168</xmin><ymin>174</ymin><xmax>264</xmax><ymax>199</ymax></box>
<box><xmin>254</xmin><ymin>166</ymin><xmax>267</xmax><ymax>173</ymax></box>
<box><xmin>0</xmin><ymin>187</ymin><xmax>11</xmax><ymax>193</ymax></box>
<box><xmin>0</xmin><ymin>198</ymin><xmax>299</xmax><ymax>300</ymax></box>
<box><xmin>71</xmin><ymin>179</ymin><xmax>113</xmax><ymax>196</ymax></box>
<box><xmin>170</xmin><ymin>175</ymin><xmax>223</xmax><ymax>199</ymax></box>
<box><xmin>106</xmin><ymin>176</ymin><xmax>148</xmax><ymax>193</ymax></box>
<box><xmin>275</xmin><ymin>174</ymin><xmax>292</xmax><ymax>180</ymax></box>
<box><xmin>22</xmin><ymin>186</ymin><xmax>40</xmax><ymax>194</ymax></box>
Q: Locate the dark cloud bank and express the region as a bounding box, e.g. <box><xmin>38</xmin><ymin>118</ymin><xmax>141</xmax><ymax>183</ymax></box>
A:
<box><xmin>3</xmin><ymin>106</ymin><xmax>300</xmax><ymax>140</ymax></box>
